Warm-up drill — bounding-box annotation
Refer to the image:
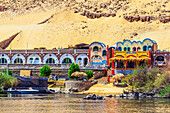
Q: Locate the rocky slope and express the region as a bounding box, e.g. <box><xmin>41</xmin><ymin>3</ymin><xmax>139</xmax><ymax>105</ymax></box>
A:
<box><xmin>0</xmin><ymin>0</ymin><xmax>169</xmax><ymax>50</ymax></box>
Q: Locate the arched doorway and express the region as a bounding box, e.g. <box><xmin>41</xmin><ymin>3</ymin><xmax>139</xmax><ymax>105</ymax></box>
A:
<box><xmin>84</xmin><ymin>58</ymin><xmax>88</xmax><ymax>66</ymax></box>
<box><xmin>0</xmin><ymin>58</ymin><xmax>7</xmax><ymax>64</ymax></box>
<box><xmin>115</xmin><ymin>60</ymin><xmax>124</xmax><ymax>68</ymax></box>
<box><xmin>127</xmin><ymin>61</ymin><xmax>136</xmax><ymax>68</ymax></box>
<box><xmin>46</xmin><ymin>58</ymin><xmax>55</xmax><ymax>64</ymax></box>
<box><xmin>155</xmin><ymin>55</ymin><xmax>166</xmax><ymax>65</ymax></box>
<box><xmin>14</xmin><ymin>58</ymin><xmax>23</xmax><ymax>64</ymax></box>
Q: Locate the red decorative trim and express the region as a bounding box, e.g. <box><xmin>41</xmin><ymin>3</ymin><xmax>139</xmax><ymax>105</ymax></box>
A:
<box><xmin>126</xmin><ymin>55</ymin><xmax>137</xmax><ymax>58</ymax></box>
<box><xmin>149</xmin><ymin>49</ymin><xmax>151</xmax><ymax>67</ymax></box>
<box><xmin>112</xmin><ymin>48</ymin><xmax>114</xmax><ymax>75</ymax></box>
<box><xmin>89</xmin><ymin>47</ymin><xmax>91</xmax><ymax>63</ymax></box>
<box><xmin>107</xmin><ymin>45</ymin><xmax>109</xmax><ymax>66</ymax></box>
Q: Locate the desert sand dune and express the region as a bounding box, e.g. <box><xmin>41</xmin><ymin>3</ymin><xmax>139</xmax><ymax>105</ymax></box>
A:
<box><xmin>0</xmin><ymin>0</ymin><xmax>169</xmax><ymax>50</ymax></box>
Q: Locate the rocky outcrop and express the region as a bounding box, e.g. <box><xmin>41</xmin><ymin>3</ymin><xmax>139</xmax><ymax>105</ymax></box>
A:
<box><xmin>0</xmin><ymin>0</ymin><xmax>169</xmax><ymax>23</ymax></box>
<box><xmin>0</xmin><ymin>32</ymin><xmax>20</xmax><ymax>49</ymax></box>
<box><xmin>65</xmin><ymin>81</ymin><xmax>94</xmax><ymax>92</ymax></box>
<box><xmin>83</xmin><ymin>94</ymin><xmax>105</xmax><ymax>100</ymax></box>
<box><xmin>124</xmin><ymin>16</ymin><xmax>170</xmax><ymax>23</ymax></box>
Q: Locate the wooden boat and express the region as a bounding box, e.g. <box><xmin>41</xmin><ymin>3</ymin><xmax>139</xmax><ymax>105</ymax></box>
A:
<box><xmin>7</xmin><ymin>87</ymin><xmax>39</xmax><ymax>94</ymax></box>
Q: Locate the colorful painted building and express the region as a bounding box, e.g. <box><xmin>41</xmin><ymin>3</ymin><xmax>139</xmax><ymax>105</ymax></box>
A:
<box><xmin>107</xmin><ymin>38</ymin><xmax>158</xmax><ymax>75</ymax></box>
<box><xmin>0</xmin><ymin>49</ymin><xmax>90</xmax><ymax>67</ymax></box>
<box><xmin>152</xmin><ymin>50</ymin><xmax>170</xmax><ymax>69</ymax></box>
<box><xmin>89</xmin><ymin>42</ymin><xmax>107</xmax><ymax>66</ymax></box>
<box><xmin>0</xmin><ymin>38</ymin><xmax>169</xmax><ymax>73</ymax></box>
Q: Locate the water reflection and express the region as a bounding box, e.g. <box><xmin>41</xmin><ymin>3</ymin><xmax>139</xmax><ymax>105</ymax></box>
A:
<box><xmin>0</xmin><ymin>94</ymin><xmax>169</xmax><ymax>113</ymax></box>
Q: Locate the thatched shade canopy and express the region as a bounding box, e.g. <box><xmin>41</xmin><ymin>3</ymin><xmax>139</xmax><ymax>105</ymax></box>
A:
<box><xmin>112</xmin><ymin>73</ymin><xmax>125</xmax><ymax>80</ymax></box>
<box><xmin>71</xmin><ymin>72</ymin><xmax>87</xmax><ymax>77</ymax></box>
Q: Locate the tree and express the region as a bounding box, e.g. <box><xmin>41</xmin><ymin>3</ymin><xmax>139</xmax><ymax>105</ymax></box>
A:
<box><xmin>39</xmin><ymin>65</ymin><xmax>51</xmax><ymax>77</ymax></box>
<box><xmin>68</xmin><ymin>63</ymin><xmax>80</xmax><ymax>79</ymax></box>
<box><xmin>85</xmin><ymin>70</ymin><xmax>93</xmax><ymax>80</ymax></box>
<box><xmin>4</xmin><ymin>70</ymin><xmax>13</xmax><ymax>75</ymax></box>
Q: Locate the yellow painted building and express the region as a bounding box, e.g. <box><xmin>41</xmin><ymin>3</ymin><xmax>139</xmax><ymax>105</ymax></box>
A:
<box><xmin>108</xmin><ymin>38</ymin><xmax>157</xmax><ymax>75</ymax></box>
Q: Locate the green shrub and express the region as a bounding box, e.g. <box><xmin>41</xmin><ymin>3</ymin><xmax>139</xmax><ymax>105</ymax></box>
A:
<box><xmin>125</xmin><ymin>65</ymin><xmax>169</xmax><ymax>91</ymax></box>
<box><xmin>3</xmin><ymin>70</ymin><xmax>13</xmax><ymax>75</ymax></box>
<box><xmin>85</xmin><ymin>70</ymin><xmax>93</xmax><ymax>80</ymax></box>
<box><xmin>0</xmin><ymin>72</ymin><xmax>17</xmax><ymax>89</ymax></box>
<box><xmin>159</xmin><ymin>86</ymin><xmax>170</xmax><ymax>97</ymax></box>
<box><xmin>39</xmin><ymin>65</ymin><xmax>51</xmax><ymax>77</ymax></box>
<box><xmin>68</xmin><ymin>63</ymin><xmax>80</xmax><ymax>79</ymax></box>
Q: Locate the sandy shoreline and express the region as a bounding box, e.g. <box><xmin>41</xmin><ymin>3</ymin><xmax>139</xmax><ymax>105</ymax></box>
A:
<box><xmin>80</xmin><ymin>83</ymin><xmax>125</xmax><ymax>95</ymax></box>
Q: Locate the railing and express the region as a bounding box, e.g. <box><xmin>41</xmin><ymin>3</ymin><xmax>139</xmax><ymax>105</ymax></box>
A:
<box><xmin>75</xmin><ymin>49</ymin><xmax>89</xmax><ymax>53</ymax></box>
<box><xmin>60</xmin><ymin>49</ymin><xmax>74</xmax><ymax>54</ymax></box>
<box><xmin>0</xmin><ymin>64</ymin><xmax>106</xmax><ymax>70</ymax></box>
<box><xmin>153</xmin><ymin>51</ymin><xmax>170</xmax><ymax>54</ymax></box>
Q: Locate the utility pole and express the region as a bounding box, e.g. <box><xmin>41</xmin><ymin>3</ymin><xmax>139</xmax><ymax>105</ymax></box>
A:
<box><xmin>6</xmin><ymin>63</ymin><xmax>8</xmax><ymax>75</ymax></box>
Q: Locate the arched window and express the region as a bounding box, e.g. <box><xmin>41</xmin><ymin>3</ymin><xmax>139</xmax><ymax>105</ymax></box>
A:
<box><xmin>93</xmin><ymin>46</ymin><xmax>99</xmax><ymax>51</ymax></box>
<box><xmin>128</xmin><ymin>47</ymin><xmax>131</xmax><ymax>51</ymax></box>
<box><xmin>102</xmin><ymin>50</ymin><xmax>107</xmax><ymax>56</ymax></box>
<box><xmin>46</xmin><ymin>58</ymin><xmax>55</xmax><ymax>64</ymax></box>
<box><xmin>0</xmin><ymin>58</ymin><xmax>7</xmax><ymax>64</ymax></box>
<box><xmin>133</xmin><ymin>47</ymin><xmax>136</xmax><ymax>51</ymax></box>
<box><xmin>14</xmin><ymin>58</ymin><xmax>23</xmax><ymax>64</ymax></box>
<box><xmin>117</xmin><ymin>47</ymin><xmax>122</xmax><ymax>51</ymax></box>
<box><xmin>78</xmin><ymin>58</ymin><xmax>82</xmax><ymax>60</ymax></box>
<box><xmin>137</xmin><ymin>47</ymin><xmax>141</xmax><ymax>51</ymax></box>
<box><xmin>29</xmin><ymin>58</ymin><xmax>33</xmax><ymax>60</ymax></box>
<box><xmin>29</xmin><ymin>58</ymin><xmax>33</xmax><ymax>63</ymax></box>
<box><xmin>155</xmin><ymin>56</ymin><xmax>166</xmax><ymax>65</ymax></box>
<box><xmin>34</xmin><ymin>58</ymin><xmax>39</xmax><ymax>64</ymax></box>
<box><xmin>143</xmin><ymin>46</ymin><xmax>147</xmax><ymax>51</ymax></box>
<box><xmin>62</xmin><ymin>58</ymin><xmax>72</xmax><ymax>64</ymax></box>
<box><xmin>155</xmin><ymin>56</ymin><xmax>165</xmax><ymax>61</ymax></box>
<box><xmin>148</xmin><ymin>45</ymin><xmax>152</xmax><ymax>51</ymax></box>
<box><xmin>124</xmin><ymin>47</ymin><xmax>127</xmax><ymax>51</ymax></box>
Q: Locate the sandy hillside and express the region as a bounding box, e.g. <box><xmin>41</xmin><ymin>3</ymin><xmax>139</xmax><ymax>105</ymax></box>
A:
<box><xmin>0</xmin><ymin>0</ymin><xmax>169</xmax><ymax>50</ymax></box>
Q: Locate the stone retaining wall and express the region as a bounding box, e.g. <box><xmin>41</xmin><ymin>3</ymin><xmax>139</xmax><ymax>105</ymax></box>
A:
<box><xmin>65</xmin><ymin>81</ymin><xmax>93</xmax><ymax>92</ymax></box>
<box><xmin>0</xmin><ymin>68</ymin><xmax>106</xmax><ymax>79</ymax></box>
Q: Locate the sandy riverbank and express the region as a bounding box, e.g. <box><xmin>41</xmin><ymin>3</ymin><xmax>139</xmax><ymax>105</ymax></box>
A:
<box><xmin>81</xmin><ymin>83</ymin><xmax>125</xmax><ymax>95</ymax></box>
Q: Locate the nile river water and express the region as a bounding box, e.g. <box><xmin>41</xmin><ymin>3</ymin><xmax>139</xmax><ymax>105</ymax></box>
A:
<box><xmin>0</xmin><ymin>94</ymin><xmax>169</xmax><ymax>113</ymax></box>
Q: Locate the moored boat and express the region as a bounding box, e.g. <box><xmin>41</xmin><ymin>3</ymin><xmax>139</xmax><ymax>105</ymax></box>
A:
<box><xmin>7</xmin><ymin>87</ymin><xmax>39</xmax><ymax>94</ymax></box>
